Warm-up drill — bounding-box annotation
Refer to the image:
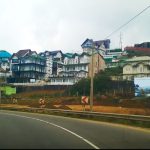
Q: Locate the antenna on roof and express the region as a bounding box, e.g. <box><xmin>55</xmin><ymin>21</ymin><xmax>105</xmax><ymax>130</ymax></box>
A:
<box><xmin>119</xmin><ymin>32</ymin><xmax>123</xmax><ymax>51</ymax></box>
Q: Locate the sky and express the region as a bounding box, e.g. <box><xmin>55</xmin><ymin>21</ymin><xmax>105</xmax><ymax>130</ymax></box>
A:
<box><xmin>0</xmin><ymin>0</ymin><xmax>150</xmax><ymax>54</ymax></box>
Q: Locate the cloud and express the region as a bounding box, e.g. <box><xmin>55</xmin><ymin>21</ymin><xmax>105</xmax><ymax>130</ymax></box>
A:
<box><xmin>0</xmin><ymin>0</ymin><xmax>150</xmax><ymax>54</ymax></box>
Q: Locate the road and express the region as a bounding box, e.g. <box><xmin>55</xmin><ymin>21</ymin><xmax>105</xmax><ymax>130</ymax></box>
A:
<box><xmin>0</xmin><ymin>110</ymin><xmax>150</xmax><ymax>149</ymax></box>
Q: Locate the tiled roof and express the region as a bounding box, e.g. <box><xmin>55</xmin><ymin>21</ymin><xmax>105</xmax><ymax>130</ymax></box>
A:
<box><xmin>94</xmin><ymin>39</ymin><xmax>110</xmax><ymax>49</ymax></box>
<box><xmin>0</xmin><ymin>50</ymin><xmax>11</xmax><ymax>58</ymax></box>
<box><xmin>124</xmin><ymin>47</ymin><xmax>150</xmax><ymax>53</ymax></box>
<box><xmin>81</xmin><ymin>38</ymin><xmax>110</xmax><ymax>49</ymax></box>
<box><xmin>49</xmin><ymin>50</ymin><xmax>62</xmax><ymax>56</ymax></box>
<box><xmin>15</xmin><ymin>49</ymin><xmax>31</xmax><ymax>57</ymax></box>
<box><xmin>64</xmin><ymin>52</ymin><xmax>91</xmax><ymax>58</ymax></box>
<box><xmin>63</xmin><ymin>53</ymin><xmax>74</xmax><ymax>58</ymax></box>
<box><xmin>126</xmin><ymin>56</ymin><xmax>150</xmax><ymax>62</ymax></box>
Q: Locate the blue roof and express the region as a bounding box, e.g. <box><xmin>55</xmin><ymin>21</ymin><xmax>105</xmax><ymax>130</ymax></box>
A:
<box><xmin>0</xmin><ymin>50</ymin><xmax>11</xmax><ymax>58</ymax></box>
<box><xmin>50</xmin><ymin>50</ymin><xmax>62</xmax><ymax>56</ymax></box>
<box><xmin>81</xmin><ymin>38</ymin><xmax>110</xmax><ymax>49</ymax></box>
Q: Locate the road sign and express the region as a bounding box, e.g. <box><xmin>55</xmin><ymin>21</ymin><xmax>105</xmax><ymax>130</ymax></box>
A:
<box><xmin>81</xmin><ymin>96</ymin><xmax>89</xmax><ymax>104</ymax></box>
<box><xmin>39</xmin><ymin>98</ymin><xmax>45</xmax><ymax>105</ymax></box>
<box><xmin>39</xmin><ymin>98</ymin><xmax>46</xmax><ymax>108</ymax></box>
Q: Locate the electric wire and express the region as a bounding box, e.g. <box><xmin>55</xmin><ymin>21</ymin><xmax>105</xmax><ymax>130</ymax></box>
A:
<box><xmin>105</xmin><ymin>5</ymin><xmax>150</xmax><ymax>39</ymax></box>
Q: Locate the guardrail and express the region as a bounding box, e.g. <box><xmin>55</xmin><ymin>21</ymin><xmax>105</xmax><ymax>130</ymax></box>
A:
<box><xmin>1</xmin><ymin>107</ymin><xmax>150</xmax><ymax>128</ymax></box>
<box><xmin>11</xmin><ymin>82</ymin><xmax>74</xmax><ymax>86</ymax></box>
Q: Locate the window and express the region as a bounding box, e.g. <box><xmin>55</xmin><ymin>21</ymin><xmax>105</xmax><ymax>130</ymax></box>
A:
<box><xmin>126</xmin><ymin>67</ymin><xmax>130</xmax><ymax>71</ymax></box>
<box><xmin>12</xmin><ymin>59</ymin><xmax>19</xmax><ymax>63</ymax></box>
<box><xmin>140</xmin><ymin>67</ymin><xmax>143</xmax><ymax>72</ymax></box>
<box><xmin>96</xmin><ymin>61</ymin><xmax>98</xmax><ymax>66</ymax></box>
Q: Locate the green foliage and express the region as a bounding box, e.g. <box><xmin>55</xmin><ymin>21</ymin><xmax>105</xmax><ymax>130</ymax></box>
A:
<box><xmin>94</xmin><ymin>71</ymin><xmax>111</xmax><ymax>94</ymax></box>
<box><xmin>66</xmin><ymin>67</ymin><xmax>125</xmax><ymax>96</ymax></box>
<box><xmin>69</xmin><ymin>78</ymin><xmax>90</xmax><ymax>96</ymax></box>
<box><xmin>104</xmin><ymin>67</ymin><xmax>123</xmax><ymax>76</ymax></box>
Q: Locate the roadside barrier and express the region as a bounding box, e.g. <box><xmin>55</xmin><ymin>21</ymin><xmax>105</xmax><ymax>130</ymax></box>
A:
<box><xmin>0</xmin><ymin>107</ymin><xmax>150</xmax><ymax>128</ymax></box>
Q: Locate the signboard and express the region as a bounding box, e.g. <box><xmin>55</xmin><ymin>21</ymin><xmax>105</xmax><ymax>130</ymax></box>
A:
<box><xmin>30</xmin><ymin>79</ymin><xmax>36</xmax><ymax>83</ymax></box>
<box><xmin>81</xmin><ymin>96</ymin><xmax>89</xmax><ymax>104</ymax></box>
<box><xmin>134</xmin><ymin>77</ymin><xmax>150</xmax><ymax>97</ymax></box>
<box><xmin>0</xmin><ymin>86</ymin><xmax>16</xmax><ymax>95</ymax></box>
<box><xmin>5</xmin><ymin>87</ymin><xmax>16</xmax><ymax>95</ymax></box>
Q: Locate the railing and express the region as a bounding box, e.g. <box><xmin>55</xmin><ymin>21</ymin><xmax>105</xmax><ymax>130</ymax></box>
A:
<box><xmin>1</xmin><ymin>107</ymin><xmax>150</xmax><ymax>127</ymax></box>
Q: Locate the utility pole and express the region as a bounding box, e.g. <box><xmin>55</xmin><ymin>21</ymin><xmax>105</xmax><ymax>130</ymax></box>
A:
<box><xmin>86</xmin><ymin>39</ymin><xmax>95</xmax><ymax>112</ymax></box>
<box><xmin>88</xmin><ymin>39</ymin><xmax>95</xmax><ymax>112</ymax></box>
<box><xmin>0</xmin><ymin>89</ymin><xmax>1</xmax><ymax>107</ymax></box>
<box><xmin>90</xmin><ymin>46</ymin><xmax>94</xmax><ymax>112</ymax></box>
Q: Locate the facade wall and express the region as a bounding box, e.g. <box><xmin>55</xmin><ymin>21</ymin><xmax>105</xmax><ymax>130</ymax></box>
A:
<box><xmin>10</xmin><ymin>51</ymin><xmax>46</xmax><ymax>82</ymax></box>
<box><xmin>123</xmin><ymin>57</ymin><xmax>150</xmax><ymax>80</ymax></box>
<box><xmin>88</xmin><ymin>53</ymin><xmax>106</xmax><ymax>77</ymax></box>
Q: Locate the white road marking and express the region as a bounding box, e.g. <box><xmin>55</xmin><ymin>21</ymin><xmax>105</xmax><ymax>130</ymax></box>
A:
<box><xmin>0</xmin><ymin>111</ymin><xmax>100</xmax><ymax>149</ymax></box>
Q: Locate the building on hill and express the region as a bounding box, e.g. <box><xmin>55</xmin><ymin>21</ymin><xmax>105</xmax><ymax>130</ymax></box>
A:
<box><xmin>81</xmin><ymin>38</ymin><xmax>110</xmax><ymax>56</ymax></box>
<box><xmin>123</xmin><ymin>56</ymin><xmax>150</xmax><ymax>80</ymax></box>
<box><xmin>0</xmin><ymin>50</ymin><xmax>11</xmax><ymax>71</ymax></box>
<box><xmin>106</xmin><ymin>48</ymin><xmax>125</xmax><ymax>57</ymax></box>
<box><xmin>124</xmin><ymin>42</ymin><xmax>150</xmax><ymax>57</ymax></box>
<box><xmin>39</xmin><ymin>50</ymin><xmax>63</xmax><ymax>79</ymax></box>
<box><xmin>103</xmin><ymin>48</ymin><xmax>127</xmax><ymax>68</ymax></box>
<box><xmin>49</xmin><ymin>51</ymin><xmax>106</xmax><ymax>85</ymax></box>
<box><xmin>134</xmin><ymin>42</ymin><xmax>150</xmax><ymax>48</ymax></box>
<box><xmin>9</xmin><ymin>49</ymin><xmax>46</xmax><ymax>83</ymax></box>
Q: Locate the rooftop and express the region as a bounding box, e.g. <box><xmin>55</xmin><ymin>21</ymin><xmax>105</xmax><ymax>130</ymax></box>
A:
<box><xmin>0</xmin><ymin>50</ymin><xmax>11</xmax><ymax>58</ymax></box>
<box><xmin>126</xmin><ymin>56</ymin><xmax>150</xmax><ymax>62</ymax></box>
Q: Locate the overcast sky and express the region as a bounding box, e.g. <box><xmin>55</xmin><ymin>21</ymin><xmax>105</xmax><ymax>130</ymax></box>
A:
<box><xmin>0</xmin><ymin>0</ymin><xmax>150</xmax><ymax>54</ymax></box>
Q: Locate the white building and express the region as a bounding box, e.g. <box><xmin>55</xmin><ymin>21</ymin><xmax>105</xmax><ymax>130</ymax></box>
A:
<box><xmin>123</xmin><ymin>56</ymin><xmax>150</xmax><ymax>80</ymax></box>
<box><xmin>39</xmin><ymin>50</ymin><xmax>63</xmax><ymax>80</ymax></box>
<box><xmin>49</xmin><ymin>52</ymin><xmax>106</xmax><ymax>85</ymax></box>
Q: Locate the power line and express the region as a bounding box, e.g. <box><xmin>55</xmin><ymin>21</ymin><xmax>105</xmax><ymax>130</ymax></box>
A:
<box><xmin>105</xmin><ymin>5</ymin><xmax>150</xmax><ymax>39</ymax></box>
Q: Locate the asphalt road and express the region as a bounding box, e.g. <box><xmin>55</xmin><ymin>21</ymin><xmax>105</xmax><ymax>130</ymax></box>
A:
<box><xmin>0</xmin><ymin>110</ymin><xmax>150</xmax><ymax>149</ymax></box>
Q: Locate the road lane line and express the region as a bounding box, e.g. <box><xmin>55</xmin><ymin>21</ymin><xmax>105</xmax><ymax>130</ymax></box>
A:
<box><xmin>0</xmin><ymin>111</ymin><xmax>100</xmax><ymax>149</ymax></box>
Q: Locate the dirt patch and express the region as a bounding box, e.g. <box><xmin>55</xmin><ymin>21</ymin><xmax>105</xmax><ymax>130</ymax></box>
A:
<box><xmin>55</xmin><ymin>105</ymin><xmax>72</xmax><ymax>110</ymax></box>
<box><xmin>1</xmin><ymin>103</ymin><xmax>150</xmax><ymax>116</ymax></box>
<box><xmin>0</xmin><ymin>104</ymin><xmax>30</xmax><ymax>109</ymax></box>
<box><xmin>65</xmin><ymin>105</ymin><xmax>150</xmax><ymax>116</ymax></box>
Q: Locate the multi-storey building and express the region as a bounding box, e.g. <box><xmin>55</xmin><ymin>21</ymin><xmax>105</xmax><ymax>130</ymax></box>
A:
<box><xmin>9</xmin><ymin>49</ymin><xmax>46</xmax><ymax>83</ymax></box>
<box><xmin>49</xmin><ymin>52</ymin><xmax>89</xmax><ymax>85</ymax></box>
<box><xmin>103</xmin><ymin>48</ymin><xmax>127</xmax><ymax>68</ymax></box>
<box><xmin>81</xmin><ymin>38</ymin><xmax>110</xmax><ymax>56</ymax></box>
<box><xmin>39</xmin><ymin>50</ymin><xmax>63</xmax><ymax>79</ymax></box>
<box><xmin>49</xmin><ymin>51</ymin><xmax>106</xmax><ymax>85</ymax></box>
<box><xmin>123</xmin><ymin>56</ymin><xmax>150</xmax><ymax>80</ymax></box>
<box><xmin>124</xmin><ymin>42</ymin><xmax>150</xmax><ymax>57</ymax></box>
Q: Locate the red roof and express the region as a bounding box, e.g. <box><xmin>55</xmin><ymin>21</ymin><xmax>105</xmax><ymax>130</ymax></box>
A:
<box><xmin>124</xmin><ymin>46</ymin><xmax>150</xmax><ymax>53</ymax></box>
